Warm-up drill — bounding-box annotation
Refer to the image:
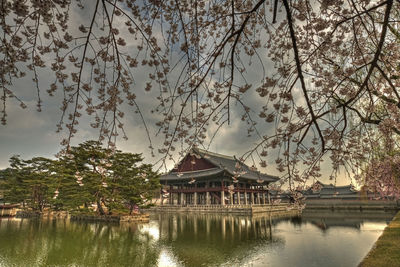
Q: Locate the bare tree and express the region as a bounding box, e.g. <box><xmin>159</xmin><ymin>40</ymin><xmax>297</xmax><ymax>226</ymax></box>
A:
<box><xmin>1</xmin><ymin>0</ymin><xmax>400</xmax><ymax>194</ymax></box>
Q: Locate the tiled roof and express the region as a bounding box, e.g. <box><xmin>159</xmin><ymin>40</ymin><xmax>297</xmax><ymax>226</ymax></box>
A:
<box><xmin>320</xmin><ymin>185</ymin><xmax>358</xmax><ymax>195</ymax></box>
<box><xmin>160</xmin><ymin>168</ymin><xmax>224</xmax><ymax>181</ymax></box>
<box><xmin>160</xmin><ymin>148</ymin><xmax>279</xmax><ymax>183</ymax></box>
<box><xmin>303</xmin><ymin>181</ymin><xmax>359</xmax><ymax>197</ymax></box>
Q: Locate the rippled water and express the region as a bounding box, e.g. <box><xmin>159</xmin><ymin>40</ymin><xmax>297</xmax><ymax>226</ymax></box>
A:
<box><xmin>0</xmin><ymin>210</ymin><xmax>395</xmax><ymax>267</ymax></box>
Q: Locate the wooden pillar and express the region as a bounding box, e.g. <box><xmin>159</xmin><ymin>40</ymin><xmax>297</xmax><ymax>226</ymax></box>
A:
<box><xmin>268</xmin><ymin>190</ymin><xmax>271</xmax><ymax>204</ymax></box>
<box><xmin>257</xmin><ymin>192</ymin><xmax>261</xmax><ymax>204</ymax></box>
<box><xmin>244</xmin><ymin>191</ymin><xmax>248</xmax><ymax>205</ymax></box>
<box><xmin>180</xmin><ymin>192</ymin><xmax>185</xmax><ymax>205</ymax></box>
<box><xmin>221</xmin><ymin>180</ymin><xmax>225</xmax><ymax>206</ymax></box>
<box><xmin>251</xmin><ymin>192</ymin><xmax>255</xmax><ymax>205</ymax></box>
<box><xmin>263</xmin><ymin>192</ymin><xmax>266</xmax><ymax>204</ymax></box>
<box><xmin>228</xmin><ymin>182</ymin><xmax>233</xmax><ymax>205</ymax></box>
<box><xmin>237</xmin><ymin>191</ymin><xmax>241</xmax><ymax>205</ymax></box>
<box><xmin>160</xmin><ymin>189</ymin><xmax>163</xmax><ymax>206</ymax></box>
<box><xmin>169</xmin><ymin>185</ymin><xmax>173</xmax><ymax>205</ymax></box>
<box><xmin>205</xmin><ymin>181</ymin><xmax>210</xmax><ymax>205</ymax></box>
<box><xmin>193</xmin><ymin>182</ymin><xmax>197</xmax><ymax>205</ymax></box>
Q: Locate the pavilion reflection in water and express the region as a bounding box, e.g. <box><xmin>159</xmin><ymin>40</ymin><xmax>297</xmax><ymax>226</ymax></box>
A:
<box><xmin>153</xmin><ymin>210</ymin><xmax>395</xmax><ymax>266</ymax></box>
<box><xmin>157</xmin><ymin>213</ymin><xmax>282</xmax><ymax>240</ymax></box>
<box><xmin>300</xmin><ymin>209</ymin><xmax>395</xmax><ymax>231</ymax></box>
<box><xmin>155</xmin><ymin>213</ymin><xmax>286</xmax><ymax>267</ymax></box>
<box><xmin>155</xmin><ymin>211</ymin><xmax>395</xmax><ymax>244</ymax></box>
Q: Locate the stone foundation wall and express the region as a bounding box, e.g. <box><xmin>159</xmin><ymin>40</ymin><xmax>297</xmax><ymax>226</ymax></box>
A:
<box><xmin>120</xmin><ymin>214</ymin><xmax>149</xmax><ymax>222</ymax></box>
<box><xmin>0</xmin><ymin>208</ymin><xmax>17</xmax><ymax>217</ymax></box>
<box><xmin>15</xmin><ymin>210</ymin><xmax>41</xmax><ymax>218</ymax></box>
<box><xmin>42</xmin><ymin>211</ymin><xmax>69</xmax><ymax>219</ymax></box>
<box><xmin>149</xmin><ymin>204</ymin><xmax>297</xmax><ymax>215</ymax></box>
<box><xmin>13</xmin><ymin>210</ymin><xmax>149</xmax><ymax>223</ymax></box>
<box><xmin>70</xmin><ymin>214</ymin><xmax>150</xmax><ymax>223</ymax></box>
<box><xmin>305</xmin><ymin>199</ymin><xmax>400</xmax><ymax>211</ymax></box>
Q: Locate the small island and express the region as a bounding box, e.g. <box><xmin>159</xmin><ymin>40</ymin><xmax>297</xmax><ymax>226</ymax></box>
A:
<box><xmin>0</xmin><ymin>140</ymin><xmax>160</xmax><ymax>222</ymax></box>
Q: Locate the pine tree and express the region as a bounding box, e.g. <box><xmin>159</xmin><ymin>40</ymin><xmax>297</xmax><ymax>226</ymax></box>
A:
<box><xmin>1</xmin><ymin>141</ymin><xmax>160</xmax><ymax>215</ymax></box>
<box><xmin>2</xmin><ymin>156</ymin><xmax>57</xmax><ymax>211</ymax></box>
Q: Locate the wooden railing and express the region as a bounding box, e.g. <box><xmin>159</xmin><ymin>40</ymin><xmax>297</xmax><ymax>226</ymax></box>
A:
<box><xmin>168</xmin><ymin>186</ymin><xmax>268</xmax><ymax>193</ymax></box>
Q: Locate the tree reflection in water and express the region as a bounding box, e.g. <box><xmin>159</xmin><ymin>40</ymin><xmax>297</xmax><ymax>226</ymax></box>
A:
<box><xmin>0</xmin><ymin>218</ymin><xmax>160</xmax><ymax>267</ymax></box>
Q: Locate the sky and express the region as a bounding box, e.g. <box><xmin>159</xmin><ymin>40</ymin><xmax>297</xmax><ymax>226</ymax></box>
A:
<box><xmin>0</xmin><ymin>1</ymin><xmax>354</xmax><ymax>187</ymax></box>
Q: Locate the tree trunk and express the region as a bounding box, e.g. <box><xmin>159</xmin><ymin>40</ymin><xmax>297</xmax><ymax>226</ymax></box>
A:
<box><xmin>129</xmin><ymin>203</ymin><xmax>133</xmax><ymax>215</ymax></box>
<box><xmin>101</xmin><ymin>199</ymin><xmax>111</xmax><ymax>215</ymax></box>
<box><xmin>96</xmin><ymin>200</ymin><xmax>105</xmax><ymax>215</ymax></box>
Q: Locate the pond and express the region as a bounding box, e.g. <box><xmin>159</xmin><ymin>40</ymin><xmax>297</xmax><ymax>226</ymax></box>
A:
<box><xmin>0</xmin><ymin>210</ymin><xmax>395</xmax><ymax>267</ymax></box>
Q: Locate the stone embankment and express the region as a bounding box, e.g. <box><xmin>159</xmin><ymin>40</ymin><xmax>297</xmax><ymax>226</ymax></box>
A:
<box><xmin>150</xmin><ymin>204</ymin><xmax>300</xmax><ymax>216</ymax></box>
<box><xmin>305</xmin><ymin>199</ymin><xmax>400</xmax><ymax>211</ymax></box>
<box><xmin>42</xmin><ymin>210</ymin><xmax>69</xmax><ymax>218</ymax></box>
<box><xmin>0</xmin><ymin>204</ymin><xmax>19</xmax><ymax>217</ymax></box>
<box><xmin>16</xmin><ymin>210</ymin><xmax>69</xmax><ymax>219</ymax></box>
<box><xmin>11</xmin><ymin>209</ymin><xmax>149</xmax><ymax>223</ymax></box>
<box><xmin>70</xmin><ymin>214</ymin><xmax>150</xmax><ymax>223</ymax></box>
<box><xmin>15</xmin><ymin>210</ymin><xmax>41</xmax><ymax>218</ymax></box>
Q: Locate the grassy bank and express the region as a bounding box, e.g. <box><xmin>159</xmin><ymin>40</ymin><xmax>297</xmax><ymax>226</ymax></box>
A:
<box><xmin>359</xmin><ymin>211</ymin><xmax>400</xmax><ymax>267</ymax></box>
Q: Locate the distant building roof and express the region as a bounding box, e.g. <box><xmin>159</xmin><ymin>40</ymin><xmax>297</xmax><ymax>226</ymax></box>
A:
<box><xmin>304</xmin><ymin>181</ymin><xmax>359</xmax><ymax>198</ymax></box>
<box><xmin>320</xmin><ymin>185</ymin><xmax>358</xmax><ymax>195</ymax></box>
<box><xmin>160</xmin><ymin>147</ymin><xmax>279</xmax><ymax>183</ymax></box>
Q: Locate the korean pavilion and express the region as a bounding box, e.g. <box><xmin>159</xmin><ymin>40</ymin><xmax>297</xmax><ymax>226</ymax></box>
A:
<box><xmin>160</xmin><ymin>148</ymin><xmax>279</xmax><ymax>205</ymax></box>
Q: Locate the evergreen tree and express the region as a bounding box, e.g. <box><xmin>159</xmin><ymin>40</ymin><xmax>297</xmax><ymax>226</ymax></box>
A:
<box><xmin>57</xmin><ymin>141</ymin><xmax>110</xmax><ymax>214</ymax></box>
<box><xmin>109</xmin><ymin>152</ymin><xmax>160</xmax><ymax>214</ymax></box>
<box><xmin>2</xmin><ymin>156</ymin><xmax>56</xmax><ymax>211</ymax></box>
<box><xmin>1</xmin><ymin>141</ymin><xmax>160</xmax><ymax>215</ymax></box>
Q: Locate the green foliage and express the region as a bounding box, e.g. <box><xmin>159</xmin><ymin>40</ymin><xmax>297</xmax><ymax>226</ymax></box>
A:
<box><xmin>1</xmin><ymin>141</ymin><xmax>160</xmax><ymax>214</ymax></box>
<box><xmin>1</xmin><ymin>156</ymin><xmax>58</xmax><ymax>211</ymax></box>
<box><xmin>110</xmin><ymin>151</ymin><xmax>160</xmax><ymax>214</ymax></box>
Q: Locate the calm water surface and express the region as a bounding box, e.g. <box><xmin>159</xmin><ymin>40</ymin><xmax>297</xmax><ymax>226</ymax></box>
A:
<box><xmin>0</xmin><ymin>210</ymin><xmax>395</xmax><ymax>267</ymax></box>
